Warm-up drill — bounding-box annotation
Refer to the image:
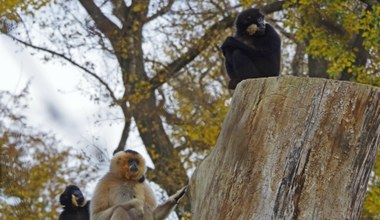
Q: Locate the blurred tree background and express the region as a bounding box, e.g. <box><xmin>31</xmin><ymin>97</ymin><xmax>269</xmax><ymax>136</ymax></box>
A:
<box><xmin>1</xmin><ymin>0</ymin><xmax>379</xmax><ymax>219</ymax></box>
<box><xmin>0</xmin><ymin>87</ymin><xmax>96</xmax><ymax>220</ymax></box>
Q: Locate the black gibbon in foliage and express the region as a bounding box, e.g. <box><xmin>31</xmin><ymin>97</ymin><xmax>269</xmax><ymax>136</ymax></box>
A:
<box><xmin>221</xmin><ymin>8</ymin><xmax>281</xmax><ymax>89</ymax></box>
<box><xmin>59</xmin><ymin>185</ymin><xmax>90</xmax><ymax>220</ymax></box>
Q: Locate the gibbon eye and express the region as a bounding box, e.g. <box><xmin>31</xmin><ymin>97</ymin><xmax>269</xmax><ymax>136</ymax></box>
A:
<box><xmin>129</xmin><ymin>159</ymin><xmax>139</xmax><ymax>165</ymax></box>
<box><xmin>257</xmin><ymin>17</ymin><xmax>264</xmax><ymax>24</ymax></box>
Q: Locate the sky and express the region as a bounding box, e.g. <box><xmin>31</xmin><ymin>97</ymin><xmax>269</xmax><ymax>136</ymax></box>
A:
<box><xmin>0</xmin><ymin>33</ymin><xmax>160</xmax><ymax>192</ymax></box>
<box><xmin>0</xmin><ymin>34</ymin><xmax>154</xmax><ymax>164</ymax></box>
<box><xmin>0</xmin><ymin>0</ymin><xmax>158</xmax><ymax>169</ymax></box>
<box><xmin>0</xmin><ymin>33</ymin><xmax>183</xmax><ymax>216</ymax></box>
<box><xmin>0</xmin><ymin>4</ymin><xmax>180</xmax><ymax>219</ymax></box>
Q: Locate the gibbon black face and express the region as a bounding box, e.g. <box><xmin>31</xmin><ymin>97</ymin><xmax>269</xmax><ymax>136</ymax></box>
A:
<box><xmin>59</xmin><ymin>185</ymin><xmax>90</xmax><ymax>220</ymax></box>
<box><xmin>125</xmin><ymin>150</ymin><xmax>140</xmax><ymax>172</ymax></box>
<box><xmin>110</xmin><ymin>150</ymin><xmax>146</xmax><ymax>182</ymax></box>
<box><xmin>128</xmin><ymin>158</ymin><xmax>139</xmax><ymax>172</ymax></box>
<box><xmin>236</xmin><ymin>8</ymin><xmax>266</xmax><ymax>36</ymax></box>
<box><xmin>60</xmin><ymin>185</ymin><xmax>85</xmax><ymax>208</ymax></box>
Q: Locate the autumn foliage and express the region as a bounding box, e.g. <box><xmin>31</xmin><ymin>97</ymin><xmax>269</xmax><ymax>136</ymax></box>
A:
<box><xmin>0</xmin><ymin>88</ymin><xmax>94</xmax><ymax>219</ymax></box>
<box><xmin>0</xmin><ymin>0</ymin><xmax>379</xmax><ymax>219</ymax></box>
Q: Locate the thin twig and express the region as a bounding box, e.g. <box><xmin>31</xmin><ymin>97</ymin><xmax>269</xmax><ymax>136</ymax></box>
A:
<box><xmin>6</xmin><ymin>34</ymin><xmax>118</xmax><ymax>103</ymax></box>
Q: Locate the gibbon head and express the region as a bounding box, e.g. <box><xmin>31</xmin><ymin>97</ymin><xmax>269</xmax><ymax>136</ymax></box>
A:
<box><xmin>59</xmin><ymin>185</ymin><xmax>86</xmax><ymax>208</ymax></box>
<box><xmin>111</xmin><ymin>150</ymin><xmax>146</xmax><ymax>182</ymax></box>
<box><xmin>235</xmin><ymin>8</ymin><xmax>266</xmax><ymax>36</ymax></box>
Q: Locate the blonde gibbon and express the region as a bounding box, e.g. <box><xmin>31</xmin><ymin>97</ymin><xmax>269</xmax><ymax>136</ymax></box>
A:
<box><xmin>90</xmin><ymin>150</ymin><xmax>187</xmax><ymax>220</ymax></box>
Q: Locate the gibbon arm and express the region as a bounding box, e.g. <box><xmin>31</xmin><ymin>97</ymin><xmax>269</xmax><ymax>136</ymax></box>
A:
<box><xmin>153</xmin><ymin>186</ymin><xmax>188</xmax><ymax>220</ymax></box>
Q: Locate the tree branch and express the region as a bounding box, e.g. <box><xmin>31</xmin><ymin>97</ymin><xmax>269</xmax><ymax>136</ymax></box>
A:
<box><xmin>145</xmin><ymin>0</ymin><xmax>175</xmax><ymax>23</ymax></box>
<box><xmin>271</xmin><ymin>21</ymin><xmax>296</xmax><ymax>40</ymax></box>
<box><xmin>260</xmin><ymin>1</ymin><xmax>287</xmax><ymax>14</ymax></box>
<box><xmin>291</xmin><ymin>42</ymin><xmax>306</xmax><ymax>76</ymax></box>
<box><xmin>7</xmin><ymin>34</ymin><xmax>118</xmax><ymax>103</ymax></box>
<box><xmin>340</xmin><ymin>1</ymin><xmax>375</xmax><ymax>80</ymax></box>
<box><xmin>359</xmin><ymin>0</ymin><xmax>379</xmax><ymax>8</ymax></box>
<box><xmin>149</xmin><ymin>1</ymin><xmax>287</xmax><ymax>89</ymax></box>
<box><xmin>110</xmin><ymin>0</ymin><xmax>130</xmax><ymax>26</ymax></box>
<box><xmin>149</xmin><ymin>14</ymin><xmax>235</xmax><ymax>89</ymax></box>
<box><xmin>161</xmin><ymin>108</ymin><xmax>183</xmax><ymax>126</ymax></box>
<box><xmin>79</xmin><ymin>0</ymin><xmax>121</xmax><ymax>40</ymax></box>
<box><xmin>113</xmin><ymin>106</ymin><xmax>132</xmax><ymax>154</ymax></box>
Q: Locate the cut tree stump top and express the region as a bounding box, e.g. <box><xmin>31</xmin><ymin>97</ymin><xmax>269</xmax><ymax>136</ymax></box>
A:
<box><xmin>190</xmin><ymin>76</ymin><xmax>380</xmax><ymax>220</ymax></box>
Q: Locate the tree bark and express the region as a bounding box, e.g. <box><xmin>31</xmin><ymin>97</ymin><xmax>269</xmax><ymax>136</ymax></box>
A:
<box><xmin>190</xmin><ymin>76</ymin><xmax>380</xmax><ymax>219</ymax></box>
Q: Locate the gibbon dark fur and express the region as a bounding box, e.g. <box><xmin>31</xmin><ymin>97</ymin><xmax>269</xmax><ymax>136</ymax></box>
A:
<box><xmin>59</xmin><ymin>185</ymin><xmax>90</xmax><ymax>220</ymax></box>
<box><xmin>221</xmin><ymin>8</ymin><xmax>281</xmax><ymax>89</ymax></box>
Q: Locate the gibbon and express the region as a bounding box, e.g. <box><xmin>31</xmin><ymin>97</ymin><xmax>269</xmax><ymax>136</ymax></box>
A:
<box><xmin>221</xmin><ymin>8</ymin><xmax>281</xmax><ymax>89</ymax></box>
<box><xmin>90</xmin><ymin>150</ymin><xmax>187</xmax><ymax>220</ymax></box>
<box><xmin>125</xmin><ymin>186</ymin><xmax>188</xmax><ymax>220</ymax></box>
<box><xmin>59</xmin><ymin>185</ymin><xmax>90</xmax><ymax>220</ymax></box>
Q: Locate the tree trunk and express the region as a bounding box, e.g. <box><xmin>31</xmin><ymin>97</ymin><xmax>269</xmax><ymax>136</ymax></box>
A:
<box><xmin>190</xmin><ymin>76</ymin><xmax>380</xmax><ymax>220</ymax></box>
<box><xmin>308</xmin><ymin>55</ymin><xmax>329</xmax><ymax>79</ymax></box>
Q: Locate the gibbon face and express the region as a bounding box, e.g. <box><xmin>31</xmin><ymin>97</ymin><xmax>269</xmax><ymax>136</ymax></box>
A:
<box><xmin>235</xmin><ymin>8</ymin><xmax>266</xmax><ymax>36</ymax></box>
<box><xmin>110</xmin><ymin>150</ymin><xmax>146</xmax><ymax>181</ymax></box>
<box><xmin>60</xmin><ymin>185</ymin><xmax>86</xmax><ymax>208</ymax></box>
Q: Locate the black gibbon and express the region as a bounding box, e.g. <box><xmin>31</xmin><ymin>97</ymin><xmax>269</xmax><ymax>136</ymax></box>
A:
<box><xmin>221</xmin><ymin>8</ymin><xmax>281</xmax><ymax>89</ymax></box>
<box><xmin>90</xmin><ymin>149</ymin><xmax>187</xmax><ymax>220</ymax></box>
<box><xmin>59</xmin><ymin>185</ymin><xmax>90</xmax><ymax>220</ymax></box>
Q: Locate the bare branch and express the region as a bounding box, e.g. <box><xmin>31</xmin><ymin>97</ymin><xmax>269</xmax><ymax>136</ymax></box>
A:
<box><xmin>113</xmin><ymin>107</ymin><xmax>132</xmax><ymax>154</ymax></box>
<box><xmin>110</xmin><ymin>0</ymin><xmax>130</xmax><ymax>25</ymax></box>
<box><xmin>150</xmin><ymin>15</ymin><xmax>235</xmax><ymax>89</ymax></box>
<box><xmin>146</xmin><ymin>0</ymin><xmax>175</xmax><ymax>23</ymax></box>
<box><xmin>271</xmin><ymin>20</ymin><xmax>296</xmax><ymax>41</ymax></box>
<box><xmin>149</xmin><ymin>1</ymin><xmax>287</xmax><ymax>89</ymax></box>
<box><xmin>161</xmin><ymin>108</ymin><xmax>183</xmax><ymax>126</ymax></box>
<box><xmin>210</xmin><ymin>0</ymin><xmax>229</xmax><ymax>14</ymax></box>
<box><xmin>260</xmin><ymin>1</ymin><xmax>287</xmax><ymax>14</ymax></box>
<box><xmin>359</xmin><ymin>0</ymin><xmax>379</xmax><ymax>7</ymax></box>
<box><xmin>7</xmin><ymin>34</ymin><xmax>118</xmax><ymax>103</ymax></box>
<box><xmin>79</xmin><ymin>0</ymin><xmax>120</xmax><ymax>40</ymax></box>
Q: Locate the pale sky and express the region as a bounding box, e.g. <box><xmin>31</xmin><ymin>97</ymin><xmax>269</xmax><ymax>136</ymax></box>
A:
<box><xmin>0</xmin><ymin>35</ymin><xmax>180</xmax><ymax>219</ymax></box>
<box><xmin>0</xmin><ymin>35</ymin><xmax>153</xmax><ymax>167</ymax></box>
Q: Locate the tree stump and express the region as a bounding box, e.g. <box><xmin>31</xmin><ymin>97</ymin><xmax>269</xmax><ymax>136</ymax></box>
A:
<box><xmin>190</xmin><ymin>76</ymin><xmax>380</xmax><ymax>219</ymax></box>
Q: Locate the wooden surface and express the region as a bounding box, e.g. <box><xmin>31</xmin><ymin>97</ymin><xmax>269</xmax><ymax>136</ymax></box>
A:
<box><xmin>190</xmin><ymin>76</ymin><xmax>380</xmax><ymax>220</ymax></box>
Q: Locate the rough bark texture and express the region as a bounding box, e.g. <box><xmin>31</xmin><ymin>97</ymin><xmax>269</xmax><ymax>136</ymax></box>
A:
<box><xmin>190</xmin><ymin>76</ymin><xmax>380</xmax><ymax>220</ymax></box>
